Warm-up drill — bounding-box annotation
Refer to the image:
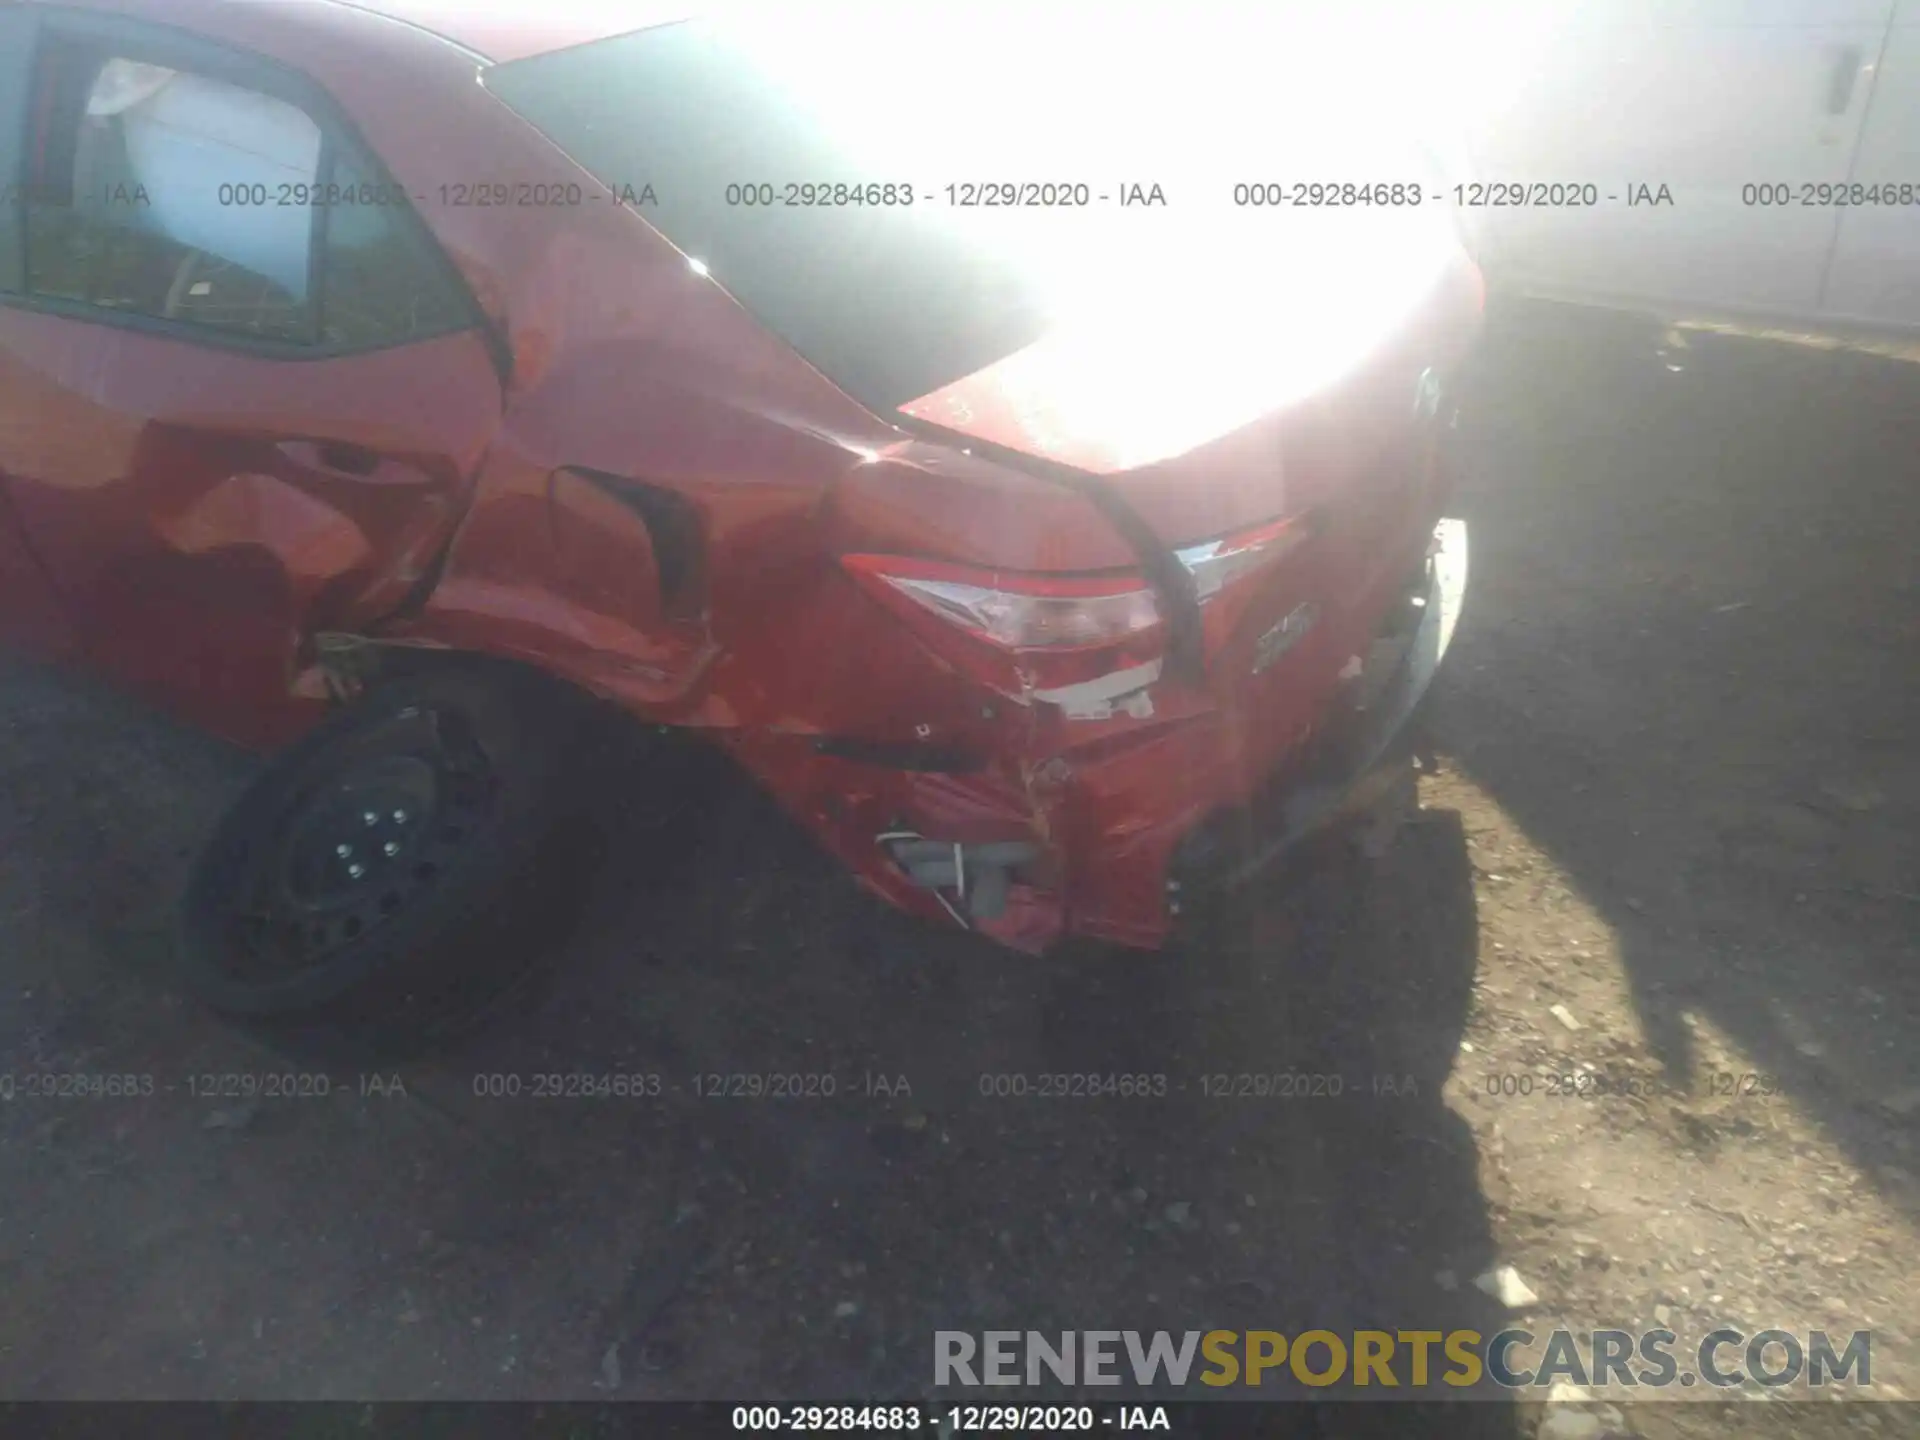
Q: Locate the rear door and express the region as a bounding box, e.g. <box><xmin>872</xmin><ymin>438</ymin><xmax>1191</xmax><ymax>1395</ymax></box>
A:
<box><xmin>0</xmin><ymin>7</ymin><xmax>501</xmax><ymax>746</ymax></box>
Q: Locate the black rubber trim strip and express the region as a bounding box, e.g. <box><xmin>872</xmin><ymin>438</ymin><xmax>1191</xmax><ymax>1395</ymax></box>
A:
<box><xmin>564</xmin><ymin>467</ymin><xmax>705</xmax><ymax>616</ymax></box>
<box><xmin>886</xmin><ymin>414</ymin><xmax>1206</xmax><ymax>684</ymax></box>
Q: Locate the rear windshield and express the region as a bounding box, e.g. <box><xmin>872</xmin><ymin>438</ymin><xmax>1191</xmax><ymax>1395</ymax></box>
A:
<box><xmin>482</xmin><ymin>12</ymin><xmax>1376</xmax><ymax>411</ymax></box>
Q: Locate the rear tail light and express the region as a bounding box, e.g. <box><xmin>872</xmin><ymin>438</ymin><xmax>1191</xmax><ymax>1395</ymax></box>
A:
<box><xmin>842</xmin><ymin>512</ymin><xmax>1309</xmax><ymax>703</ymax></box>
<box><xmin>1174</xmin><ymin>513</ymin><xmax>1309</xmax><ymax>601</ymax></box>
<box><xmin>840</xmin><ymin>554</ymin><xmax>1165</xmax><ymax>694</ymax></box>
<box><xmin>1178</xmin><ymin>512</ymin><xmax>1315</xmax><ymax>650</ymax></box>
<box><xmin>852</xmin><ymin>562</ymin><xmax>1163</xmax><ymax>651</ymax></box>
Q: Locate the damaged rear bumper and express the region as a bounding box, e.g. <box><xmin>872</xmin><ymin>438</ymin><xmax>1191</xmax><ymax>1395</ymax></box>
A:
<box><xmin>726</xmin><ymin>519</ymin><xmax>1468</xmax><ymax>954</ymax></box>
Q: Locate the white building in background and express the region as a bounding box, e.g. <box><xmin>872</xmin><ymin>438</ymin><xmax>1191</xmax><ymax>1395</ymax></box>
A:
<box><xmin>1427</xmin><ymin>0</ymin><xmax>1920</xmax><ymax>331</ymax></box>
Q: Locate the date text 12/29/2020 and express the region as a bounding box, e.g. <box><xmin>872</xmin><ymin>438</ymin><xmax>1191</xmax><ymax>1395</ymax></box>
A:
<box><xmin>728</xmin><ymin>1404</ymin><xmax>1171</xmax><ymax>1432</ymax></box>
<box><xmin>0</xmin><ymin>1071</ymin><xmax>409</xmax><ymax>1100</ymax></box>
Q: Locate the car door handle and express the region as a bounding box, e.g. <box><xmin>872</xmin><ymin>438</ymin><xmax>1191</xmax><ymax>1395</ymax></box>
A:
<box><xmin>1826</xmin><ymin>45</ymin><xmax>1863</xmax><ymax>115</ymax></box>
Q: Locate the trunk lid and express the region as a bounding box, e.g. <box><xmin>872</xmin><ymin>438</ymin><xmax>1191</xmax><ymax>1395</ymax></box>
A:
<box><xmin>900</xmin><ymin>229</ymin><xmax>1485</xmax><ymax>681</ymax></box>
<box><xmin>899</xmin><ymin>231</ymin><xmax>1483</xmax><ymax>552</ymax></box>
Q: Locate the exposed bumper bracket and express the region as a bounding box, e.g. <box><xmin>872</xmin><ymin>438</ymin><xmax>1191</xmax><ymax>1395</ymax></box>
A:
<box><xmin>879</xmin><ymin>834</ymin><xmax>1041</xmax><ymax>924</ymax></box>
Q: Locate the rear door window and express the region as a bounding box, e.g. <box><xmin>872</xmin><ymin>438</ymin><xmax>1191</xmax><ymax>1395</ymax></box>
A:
<box><xmin>12</xmin><ymin>23</ymin><xmax>475</xmax><ymax>353</ymax></box>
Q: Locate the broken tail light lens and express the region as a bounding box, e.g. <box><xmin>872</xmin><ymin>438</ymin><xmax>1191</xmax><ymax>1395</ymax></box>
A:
<box><xmin>1177</xmin><ymin>511</ymin><xmax>1315</xmax><ymax>651</ymax></box>
<box><xmin>840</xmin><ymin>555</ymin><xmax>1165</xmax><ymax>695</ymax></box>
<box><xmin>843</xmin><ymin>559</ymin><xmax>1161</xmax><ymax>650</ymax></box>
<box><xmin>842</xmin><ymin>512</ymin><xmax>1309</xmax><ymax>700</ymax></box>
<box><xmin>1174</xmin><ymin>512</ymin><xmax>1310</xmax><ymax>601</ymax></box>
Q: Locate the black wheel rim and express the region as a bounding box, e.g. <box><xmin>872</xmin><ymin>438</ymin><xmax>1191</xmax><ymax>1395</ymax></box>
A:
<box><xmin>226</xmin><ymin>703</ymin><xmax>500</xmax><ymax>977</ymax></box>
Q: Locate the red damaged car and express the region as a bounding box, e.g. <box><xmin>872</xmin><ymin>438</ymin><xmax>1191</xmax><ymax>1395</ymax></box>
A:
<box><xmin>0</xmin><ymin>0</ymin><xmax>1480</xmax><ymax>1020</ymax></box>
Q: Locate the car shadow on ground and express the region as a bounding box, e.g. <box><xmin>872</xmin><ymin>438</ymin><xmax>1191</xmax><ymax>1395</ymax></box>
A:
<box><xmin>0</xmin><ymin>642</ymin><xmax>1517</xmax><ymax>1425</ymax></box>
<box><xmin>252</xmin><ymin>702</ymin><xmax>1522</xmax><ymax>1420</ymax></box>
<box><xmin>1443</xmin><ymin>297</ymin><xmax>1920</xmax><ymax>1221</ymax></box>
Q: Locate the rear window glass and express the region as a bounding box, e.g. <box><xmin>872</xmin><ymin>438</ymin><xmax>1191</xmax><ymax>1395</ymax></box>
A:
<box><xmin>483</xmin><ymin>13</ymin><xmax>1383</xmax><ymax>411</ymax></box>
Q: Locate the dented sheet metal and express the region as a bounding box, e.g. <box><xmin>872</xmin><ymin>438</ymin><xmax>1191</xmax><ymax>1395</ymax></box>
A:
<box><xmin>0</xmin><ymin>0</ymin><xmax>1482</xmax><ymax>950</ymax></box>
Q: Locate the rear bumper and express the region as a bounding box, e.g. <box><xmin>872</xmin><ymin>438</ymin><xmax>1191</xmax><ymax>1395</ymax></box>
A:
<box><xmin>722</xmin><ymin>517</ymin><xmax>1469</xmax><ymax>955</ymax></box>
<box><xmin>1172</xmin><ymin>515</ymin><xmax>1468</xmax><ymax>893</ymax></box>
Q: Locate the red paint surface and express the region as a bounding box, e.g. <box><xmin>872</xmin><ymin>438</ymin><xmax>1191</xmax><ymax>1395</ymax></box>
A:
<box><xmin>0</xmin><ymin>0</ymin><xmax>1483</xmax><ymax>950</ymax></box>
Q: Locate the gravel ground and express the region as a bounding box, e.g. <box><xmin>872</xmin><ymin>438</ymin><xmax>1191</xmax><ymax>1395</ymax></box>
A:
<box><xmin>0</xmin><ymin>298</ymin><xmax>1916</xmax><ymax>1438</ymax></box>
